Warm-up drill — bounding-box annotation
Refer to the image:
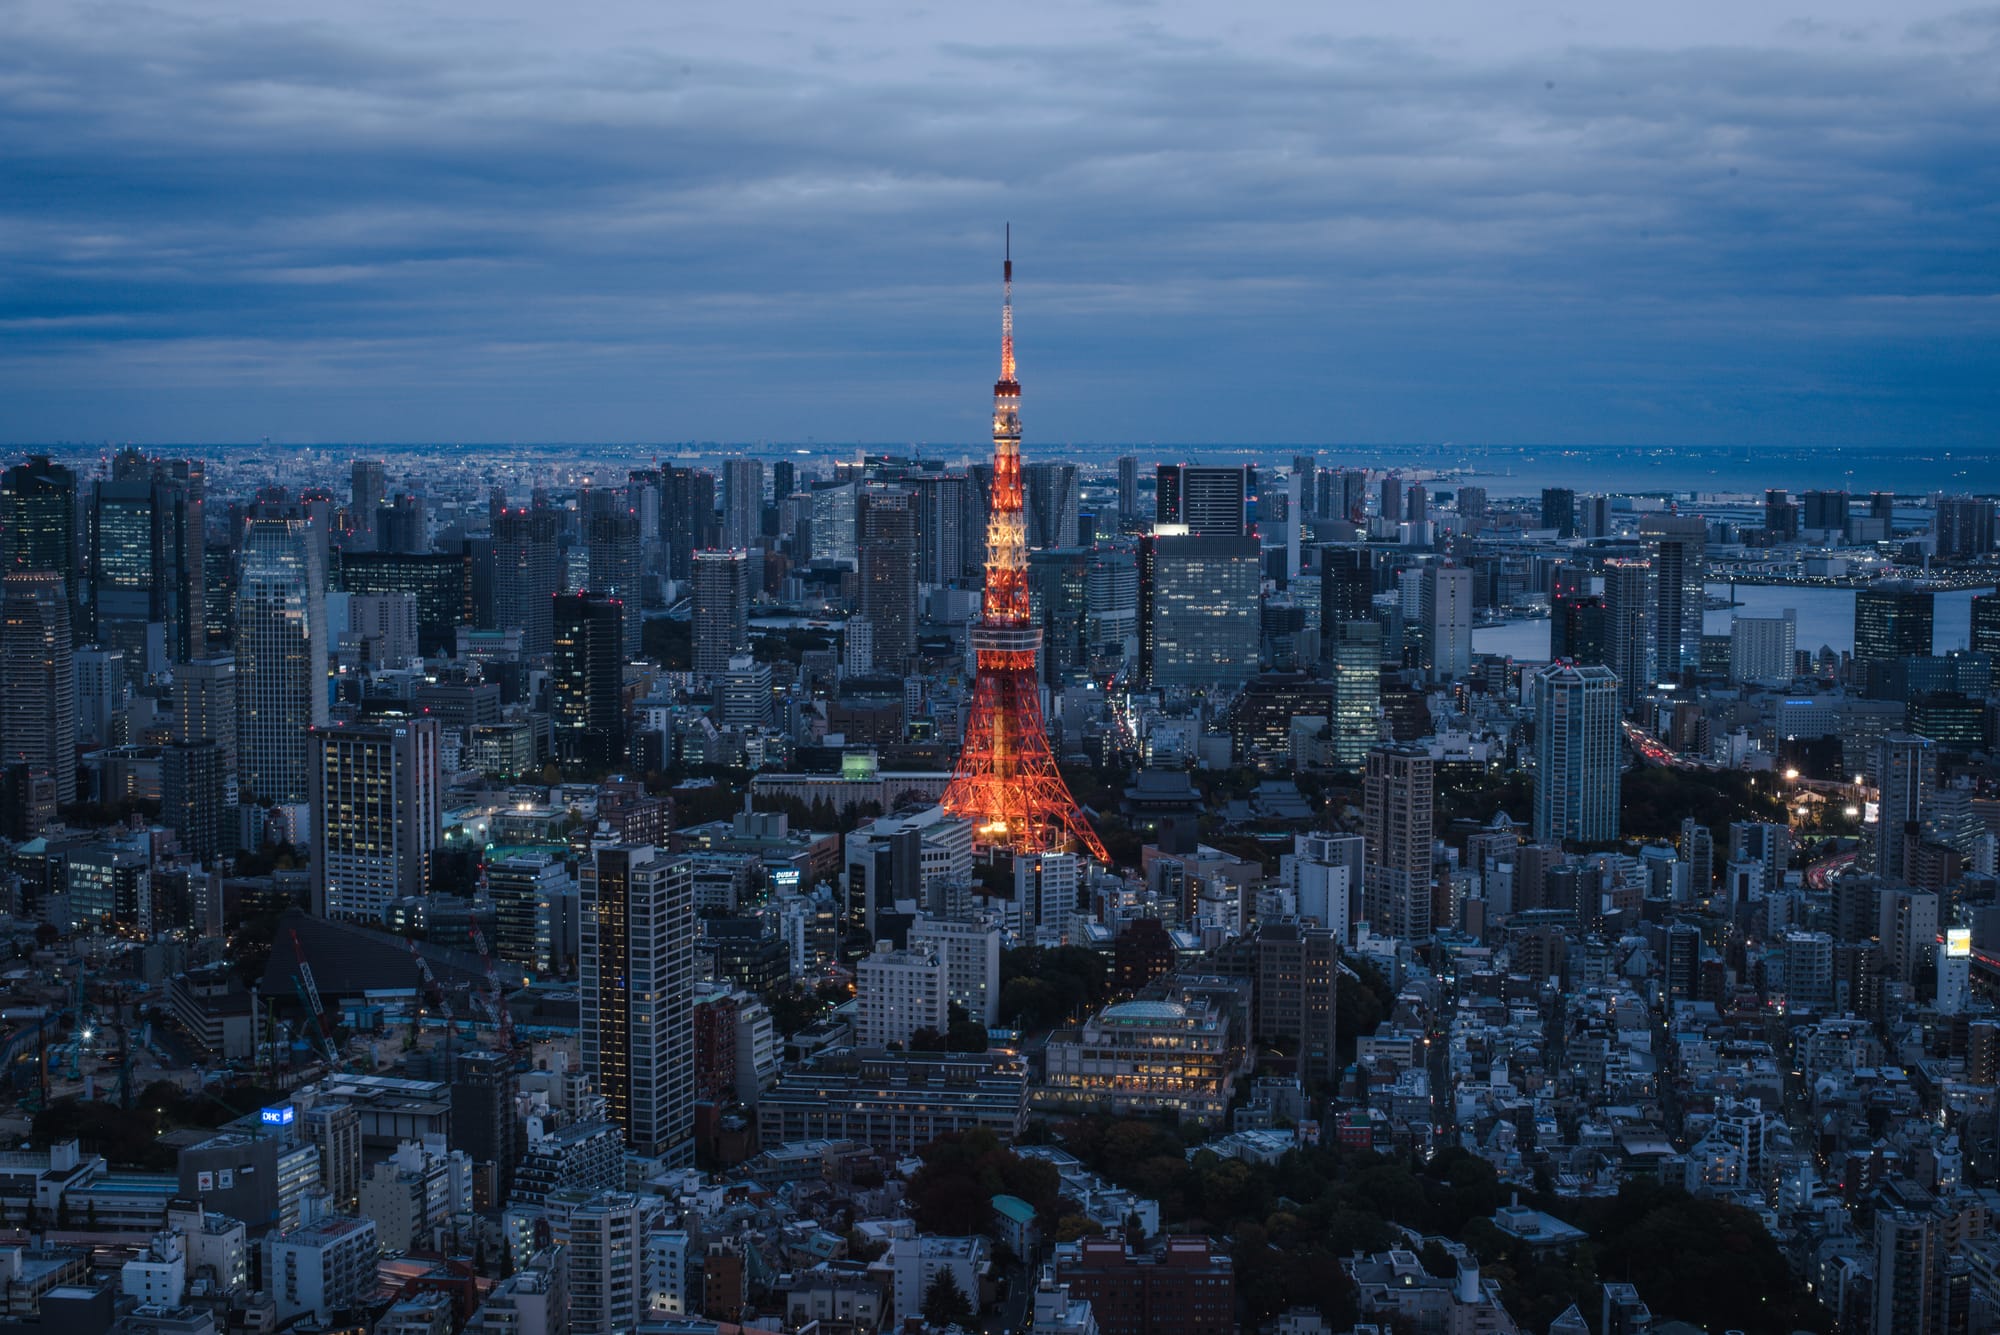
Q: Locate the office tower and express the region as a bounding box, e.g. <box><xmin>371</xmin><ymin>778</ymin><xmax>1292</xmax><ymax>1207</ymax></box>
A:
<box><xmin>1972</xmin><ymin>594</ymin><xmax>2000</xmax><ymax>695</ymax></box>
<box><xmin>1551</xmin><ymin>593</ymin><xmax>1609</xmax><ymax>665</ymax></box>
<box><xmin>1934</xmin><ymin>495</ymin><xmax>1996</xmax><ymax>558</ymax></box>
<box><xmin>1802</xmin><ymin>489</ymin><xmax>1850</xmax><ymax>533</ymax></box>
<box><xmin>1029</xmin><ymin>547</ymin><xmax>1091</xmax><ymax>683</ymax></box>
<box><xmin>373</xmin><ymin>493</ymin><xmax>424</xmax><ymax>555</ymax></box>
<box><xmin>586</xmin><ymin>507</ymin><xmax>644</xmax><ymax>658</ymax></box>
<box><xmin>1541</xmin><ymin>487</ymin><xmax>1577</xmax><ymax>538</ymax></box>
<box><xmin>1116</xmin><ymin>456</ymin><xmax>1138</xmax><ymax>521</ymax></box>
<box><xmin>1404</xmin><ymin>482</ymin><xmax>1428</xmax><ymax>525</ymax></box>
<box><xmin>1532</xmin><ymin>664</ymin><xmax>1622</xmax><ymax>845</ymax></box>
<box><xmin>91</xmin><ymin>451</ymin><xmax>206</xmax><ymax>677</ymax></box>
<box><xmin>334</xmin><ymin>550</ymin><xmax>469</xmax><ymax>657</ymax></box>
<box><xmin>309</xmin><ymin>718</ymin><xmax>441</xmax><ymax>921</ymax></box>
<box><xmin>1328</xmin><ymin>620</ymin><xmax>1382</xmax><ymax>768</ymax></box>
<box><xmin>1377</xmin><ymin>475</ymin><xmax>1403</xmax><ymax>528</ymax></box>
<box><xmin>1319</xmin><ymin>546</ymin><xmax>1373</xmax><ymax>630</ymax></box>
<box><xmin>1601</xmin><ymin>558</ymin><xmax>1655</xmax><ymax>710</ymax></box>
<box><xmin>857</xmin><ymin>487</ymin><xmax>918</xmax><ymax>673</ymax></box>
<box><xmin>908</xmin><ymin>473</ymin><xmax>967</xmax><ymax>586</ymax></box>
<box><xmin>1288</xmin><ymin>454</ymin><xmax>1316</xmax><ymax>518</ymax></box>
<box><xmin>1642</xmin><ymin>514</ymin><xmax>1706</xmax><ymax>674</ymax></box>
<box><xmin>770</xmin><ymin>459</ymin><xmax>797</xmax><ymax>503</ymax></box>
<box><xmin>660</xmin><ymin>465</ymin><xmax>717</xmax><ymax>582</ymax></box>
<box><xmin>71</xmin><ymin>646</ymin><xmax>122</xmax><ymax>748</ymax></box>
<box><xmin>173</xmin><ymin>655</ymin><xmax>236</xmax><ymax>768</ymax></box>
<box><xmin>1456</xmin><ymin>485</ymin><xmax>1487</xmax><ymax>529</ymax></box>
<box><xmin>1084</xmin><ymin>546</ymin><xmax>1139</xmax><ymax>664</ymax></box>
<box><xmin>1729</xmin><ymin>611</ymin><xmax>1797</xmax><ymax>684</ymax></box>
<box><xmin>234</xmin><ymin>516</ymin><xmax>329</xmax><ymax>805</ymax></box>
<box><xmin>580</xmin><ymin>844</ymin><xmax>695</xmax><ymax>1160</ymax></box>
<box><xmin>1418</xmin><ymin>564</ymin><xmax>1473</xmax><ymax>684</ymax></box>
<box><xmin>162</xmin><ymin>740</ymin><xmax>226</xmax><ymax>863</ymax></box>
<box><xmin>1764</xmin><ymin>489</ymin><xmax>1799</xmax><ymax>540</ymax></box>
<box><xmin>1023</xmin><ymin>462</ymin><xmax>1080</xmax><ymax>550</ymax></box>
<box><xmin>488</xmin><ymin>850</ymin><xmax>569</xmax><ymax>972</ymax></box>
<box><xmin>492</xmin><ymin>506</ymin><xmax>561</xmax><ymax>657</ymax></box>
<box><xmin>349</xmin><ymin>460</ymin><xmax>386</xmax><ymax>551</ymax></box>
<box><xmin>1855</xmin><ymin>583</ymin><xmax>1935</xmax><ymax>696</ymax></box>
<box><xmin>552</xmin><ymin>593</ymin><xmax>625</xmax><ymax>772</ymax></box>
<box><xmin>0</xmin><ymin>572</ymin><xmax>77</xmax><ymax>804</ymax></box>
<box><xmin>1</xmin><ymin>455</ymin><xmax>78</xmax><ymax>591</ymax></box>
<box><xmin>1334</xmin><ymin>469</ymin><xmax>1367</xmax><ymax>525</ymax></box>
<box><xmin>691</xmin><ymin>549</ymin><xmax>751</xmax><ymax>674</ymax></box>
<box><xmin>1679</xmin><ymin>818</ymin><xmax>1715</xmax><ymax>899</ymax></box>
<box><xmin>939</xmin><ymin>240</ymin><xmax>1108</xmax><ymax>861</ymax></box>
<box><xmin>1138</xmin><ymin>532</ymin><xmax>1261</xmax><ymax>687</ymax></box>
<box><xmin>1363</xmin><ymin>745</ymin><xmax>1434</xmax><ymax>940</ymax></box>
<box><xmin>722</xmin><ymin>459</ymin><xmax>763</xmax><ymax>551</ymax></box>
<box><xmin>1875</xmin><ymin>732</ymin><xmax>1937</xmax><ymax>885</ymax></box>
<box><xmin>1576</xmin><ymin>493</ymin><xmax>1613</xmax><ymax>539</ymax></box>
<box><xmin>1155</xmin><ymin>464</ymin><xmax>1246</xmax><ymax>536</ymax></box>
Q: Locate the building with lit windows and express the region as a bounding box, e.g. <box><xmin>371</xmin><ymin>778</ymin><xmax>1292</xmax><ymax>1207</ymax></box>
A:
<box><xmin>235</xmin><ymin>516</ymin><xmax>329</xmax><ymax>804</ymax></box>
<box><xmin>580</xmin><ymin>845</ymin><xmax>694</xmax><ymax>1163</ymax></box>
<box><xmin>1139</xmin><ymin>531</ymin><xmax>1260</xmax><ymax>688</ymax></box>
<box><xmin>309</xmin><ymin>719</ymin><xmax>441</xmax><ymax>923</ymax></box>
<box><xmin>1041</xmin><ymin>998</ymin><xmax>1241</xmax><ymax>1126</ymax></box>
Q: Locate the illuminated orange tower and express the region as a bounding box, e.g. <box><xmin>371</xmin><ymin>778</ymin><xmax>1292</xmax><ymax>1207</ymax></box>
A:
<box><xmin>942</xmin><ymin>232</ymin><xmax>1110</xmax><ymax>863</ymax></box>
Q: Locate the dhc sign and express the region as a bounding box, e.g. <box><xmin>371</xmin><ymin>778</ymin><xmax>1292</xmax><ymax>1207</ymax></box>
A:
<box><xmin>260</xmin><ymin>1105</ymin><xmax>295</xmax><ymax>1126</ymax></box>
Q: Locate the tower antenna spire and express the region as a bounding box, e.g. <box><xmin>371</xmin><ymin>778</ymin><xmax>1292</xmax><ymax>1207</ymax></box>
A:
<box><xmin>1001</xmin><ymin>224</ymin><xmax>1014</xmax><ymax>382</ymax></box>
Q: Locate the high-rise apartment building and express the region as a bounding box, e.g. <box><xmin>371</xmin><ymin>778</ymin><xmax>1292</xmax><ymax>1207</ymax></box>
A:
<box><xmin>661</xmin><ymin>466</ymin><xmax>718</xmax><ymax>582</ymax></box>
<box><xmin>492</xmin><ymin>507</ymin><xmax>561</xmax><ymax>657</ymax></box>
<box><xmin>552</xmin><ymin>593</ymin><xmax>624</xmax><ymax>773</ymax></box>
<box><xmin>1729</xmin><ymin>611</ymin><xmax>1797</xmax><ymax>684</ymax></box>
<box><xmin>1418</xmin><ymin>563</ymin><xmax>1473</xmax><ymax>684</ymax></box>
<box><xmin>235</xmin><ymin>516</ymin><xmax>329</xmax><ymax>804</ymax></box>
<box><xmin>162</xmin><ymin>740</ymin><xmax>226</xmax><ymax>863</ymax></box>
<box><xmin>1363</xmin><ymin>745</ymin><xmax>1434</xmax><ymax>941</ymax></box>
<box><xmin>856</xmin><ymin>943</ymin><xmax>950</xmax><ymax>1047</ymax></box>
<box><xmin>1934</xmin><ymin>495</ymin><xmax>1996</xmax><ymax>559</ymax></box>
<box><xmin>857</xmin><ymin>487</ymin><xmax>918</xmax><ymax>673</ymax></box>
<box><xmin>0</xmin><ymin>571</ymin><xmax>77</xmax><ymax>804</ymax></box>
<box><xmin>722</xmin><ymin>459</ymin><xmax>763</xmax><ymax>552</ymax></box>
<box><xmin>1875</xmin><ymin>732</ymin><xmax>1937</xmax><ymax>885</ymax></box>
<box><xmin>691</xmin><ymin>549</ymin><xmax>751</xmax><ymax>674</ymax></box>
<box><xmin>908</xmin><ymin>914</ymin><xmax>1004</xmax><ymax>1027</ymax></box>
<box><xmin>488</xmin><ymin>850</ymin><xmax>570</xmax><ymax>974</ymax></box>
<box><xmin>173</xmin><ymin>654</ymin><xmax>236</xmax><ymax>768</ymax></box>
<box><xmin>309</xmin><ymin>718</ymin><xmax>442</xmax><ymax>922</ymax></box>
<box><xmin>1602</xmin><ymin>558</ymin><xmax>1656</xmax><ymax>711</ymax></box>
<box><xmin>1532</xmin><ymin>664</ymin><xmax>1623</xmax><ymax>845</ymax></box>
<box><xmin>1641</xmin><ymin>514</ymin><xmax>1706</xmax><ymax>674</ymax></box>
<box><xmin>349</xmin><ymin>459</ymin><xmax>386</xmax><ymax>551</ymax></box>
<box><xmin>580</xmin><ymin>845</ymin><xmax>694</xmax><ymax>1162</ymax></box>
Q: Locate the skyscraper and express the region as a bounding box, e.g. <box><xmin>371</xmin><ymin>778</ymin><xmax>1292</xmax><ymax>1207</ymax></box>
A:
<box><xmin>91</xmin><ymin>451</ymin><xmax>206</xmax><ymax>677</ymax></box>
<box><xmin>1319</xmin><ymin>546</ymin><xmax>1373</xmax><ymax>630</ymax></box>
<box><xmin>1551</xmin><ymin>593</ymin><xmax>1609</xmax><ymax>665</ymax></box>
<box><xmin>0</xmin><ymin>571</ymin><xmax>76</xmax><ymax>804</ymax></box>
<box><xmin>492</xmin><ymin>507</ymin><xmax>561</xmax><ymax>657</ymax></box>
<box><xmin>1363</xmin><ymin>745</ymin><xmax>1434</xmax><ymax>941</ymax></box>
<box><xmin>1934</xmin><ymin>495</ymin><xmax>1996</xmax><ymax>558</ymax></box>
<box><xmin>1418</xmin><ymin>564</ymin><xmax>1473</xmax><ymax>684</ymax></box>
<box><xmin>1378</xmin><ymin>475</ymin><xmax>1402</xmax><ymax>527</ymax></box>
<box><xmin>235</xmin><ymin>515</ymin><xmax>329</xmax><ymax>804</ymax></box>
<box><xmin>1138</xmin><ymin>532</ymin><xmax>1261</xmax><ymax>688</ymax></box>
<box><xmin>1972</xmin><ymin>593</ymin><xmax>2000</xmax><ymax>695</ymax></box>
<box><xmin>1641</xmin><ymin>514</ymin><xmax>1706</xmax><ymax>674</ymax></box>
<box><xmin>309</xmin><ymin>718</ymin><xmax>441</xmax><ymax>921</ymax></box>
<box><xmin>349</xmin><ymin>460</ymin><xmax>386</xmax><ymax>552</ymax></box>
<box><xmin>1532</xmin><ymin>664</ymin><xmax>1623</xmax><ymax>845</ymax></box>
<box><xmin>1854</xmin><ymin>583</ymin><xmax>1935</xmax><ymax>696</ymax></box>
<box><xmin>722</xmin><ymin>459</ymin><xmax>763</xmax><ymax>552</ymax></box>
<box><xmin>1875</xmin><ymin>732</ymin><xmax>1937</xmax><ymax>885</ymax></box>
<box><xmin>908</xmin><ymin>473</ymin><xmax>967</xmax><ymax>586</ymax></box>
<box><xmin>857</xmin><ymin>487</ymin><xmax>918</xmax><ymax>673</ymax></box>
<box><xmin>1116</xmin><ymin>456</ymin><xmax>1138</xmax><ymax>522</ymax></box>
<box><xmin>585</xmin><ymin>506</ymin><xmax>644</xmax><ymax>658</ymax></box>
<box><xmin>1327</xmin><ymin>620</ymin><xmax>1382</xmax><ymax>768</ymax></box>
<box><xmin>580</xmin><ymin>844</ymin><xmax>695</xmax><ymax>1162</ymax></box>
<box><xmin>173</xmin><ymin>655</ymin><xmax>236</xmax><ymax>768</ymax></box>
<box><xmin>1729</xmin><ymin>611</ymin><xmax>1797</xmax><ymax>684</ymax></box>
<box><xmin>1541</xmin><ymin>487</ymin><xmax>1577</xmax><ymax>538</ymax></box>
<box><xmin>0</xmin><ymin>455</ymin><xmax>78</xmax><ymax>591</ymax></box>
<box><xmin>162</xmin><ymin>740</ymin><xmax>226</xmax><ymax>864</ymax></box>
<box><xmin>691</xmin><ymin>549</ymin><xmax>751</xmax><ymax>674</ymax></box>
<box><xmin>552</xmin><ymin>593</ymin><xmax>625</xmax><ymax>772</ymax></box>
<box><xmin>661</xmin><ymin>465</ymin><xmax>718</xmax><ymax>582</ymax></box>
<box><xmin>1155</xmin><ymin>465</ymin><xmax>1246</xmax><ymax>536</ymax></box>
<box><xmin>1023</xmin><ymin>462</ymin><xmax>1080</xmax><ymax>550</ymax></box>
<box><xmin>1602</xmin><ymin>558</ymin><xmax>1656</xmax><ymax>711</ymax></box>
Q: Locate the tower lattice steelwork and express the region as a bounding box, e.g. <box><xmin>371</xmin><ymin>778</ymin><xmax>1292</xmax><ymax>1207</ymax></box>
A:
<box><xmin>941</xmin><ymin>234</ymin><xmax>1110</xmax><ymax>863</ymax></box>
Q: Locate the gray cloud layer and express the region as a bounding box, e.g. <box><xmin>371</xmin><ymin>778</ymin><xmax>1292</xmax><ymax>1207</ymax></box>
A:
<box><xmin>2</xmin><ymin>0</ymin><xmax>1996</xmax><ymax>446</ymax></box>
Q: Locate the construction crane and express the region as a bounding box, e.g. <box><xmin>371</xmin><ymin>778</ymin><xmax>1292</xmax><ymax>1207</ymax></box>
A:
<box><xmin>467</xmin><ymin>925</ymin><xmax>514</xmax><ymax>1050</ymax></box>
<box><xmin>407</xmin><ymin>938</ymin><xmax>454</xmax><ymax>1024</ymax></box>
<box><xmin>290</xmin><ymin>931</ymin><xmax>340</xmax><ymax>1066</ymax></box>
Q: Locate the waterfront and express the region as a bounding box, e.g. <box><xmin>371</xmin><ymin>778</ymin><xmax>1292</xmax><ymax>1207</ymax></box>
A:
<box><xmin>1470</xmin><ymin>582</ymin><xmax>1993</xmax><ymax>662</ymax></box>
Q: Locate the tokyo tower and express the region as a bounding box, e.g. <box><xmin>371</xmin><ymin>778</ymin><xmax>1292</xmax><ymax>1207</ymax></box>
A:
<box><xmin>941</xmin><ymin>232</ymin><xmax>1111</xmax><ymax>864</ymax></box>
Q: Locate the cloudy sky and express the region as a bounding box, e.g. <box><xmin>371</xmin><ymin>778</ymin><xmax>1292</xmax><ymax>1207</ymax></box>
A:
<box><xmin>2</xmin><ymin>0</ymin><xmax>1996</xmax><ymax>447</ymax></box>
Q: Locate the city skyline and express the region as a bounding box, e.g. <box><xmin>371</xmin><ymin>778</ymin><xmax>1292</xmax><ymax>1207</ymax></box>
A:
<box><xmin>3</xmin><ymin>1</ymin><xmax>1997</xmax><ymax>447</ymax></box>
